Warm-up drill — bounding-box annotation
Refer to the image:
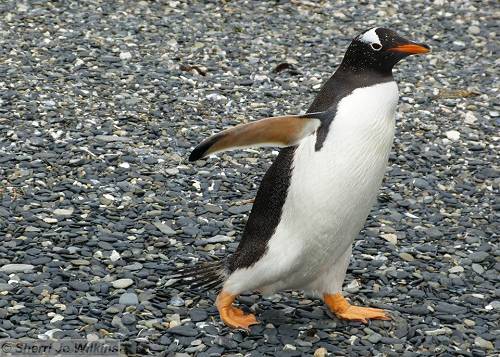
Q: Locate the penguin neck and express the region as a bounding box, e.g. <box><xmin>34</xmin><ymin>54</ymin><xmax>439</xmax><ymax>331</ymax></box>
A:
<box><xmin>307</xmin><ymin>64</ymin><xmax>394</xmax><ymax>113</ymax></box>
<box><xmin>335</xmin><ymin>62</ymin><xmax>393</xmax><ymax>84</ymax></box>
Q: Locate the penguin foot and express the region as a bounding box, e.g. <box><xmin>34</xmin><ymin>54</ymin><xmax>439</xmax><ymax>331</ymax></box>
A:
<box><xmin>323</xmin><ymin>292</ymin><xmax>390</xmax><ymax>323</ymax></box>
<box><xmin>216</xmin><ymin>291</ymin><xmax>259</xmax><ymax>330</ymax></box>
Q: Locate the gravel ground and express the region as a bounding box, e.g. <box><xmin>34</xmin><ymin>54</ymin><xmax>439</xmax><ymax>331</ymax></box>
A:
<box><xmin>0</xmin><ymin>1</ymin><xmax>499</xmax><ymax>356</ymax></box>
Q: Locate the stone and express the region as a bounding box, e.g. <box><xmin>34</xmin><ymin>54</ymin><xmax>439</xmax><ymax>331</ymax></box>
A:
<box><xmin>474</xmin><ymin>337</ymin><xmax>493</xmax><ymax>350</ymax></box>
<box><xmin>119</xmin><ymin>51</ymin><xmax>132</xmax><ymax>60</ymax></box>
<box><xmin>0</xmin><ymin>264</ymin><xmax>35</xmax><ymax>273</ymax></box>
<box><xmin>469</xmin><ymin>251</ymin><xmax>488</xmax><ymax>263</ymax></box>
<box><xmin>119</xmin><ymin>293</ymin><xmax>139</xmax><ymax>305</ymax></box>
<box><xmin>153</xmin><ymin>221</ymin><xmax>175</xmax><ymax>235</ymax></box>
<box><xmin>53</xmin><ymin>207</ymin><xmax>74</xmax><ymax>217</ymax></box>
<box><xmin>445</xmin><ymin>130</ymin><xmax>460</xmax><ymax>141</ymax></box>
<box><xmin>448</xmin><ymin>266</ymin><xmax>464</xmax><ymax>274</ymax></box>
<box><xmin>399</xmin><ymin>252</ymin><xmax>415</xmax><ymax>262</ymax></box>
<box><xmin>468</xmin><ymin>26</ymin><xmax>480</xmax><ymax>35</ymax></box>
<box><xmin>167</xmin><ymin>325</ymin><xmax>198</xmax><ymax>337</ymax></box>
<box><xmin>381</xmin><ymin>233</ymin><xmax>397</xmax><ymax>245</ymax></box>
<box><xmin>78</xmin><ymin>315</ymin><xmax>98</xmax><ymax>324</ymax></box>
<box><xmin>313</xmin><ymin>348</ymin><xmax>328</xmax><ymax>357</ymax></box>
<box><xmin>112</xmin><ymin>278</ymin><xmax>134</xmax><ymax>289</ymax></box>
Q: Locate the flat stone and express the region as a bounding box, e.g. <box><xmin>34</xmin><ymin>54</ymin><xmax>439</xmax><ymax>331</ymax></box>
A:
<box><xmin>167</xmin><ymin>325</ymin><xmax>198</xmax><ymax>337</ymax></box>
<box><xmin>448</xmin><ymin>266</ymin><xmax>464</xmax><ymax>274</ymax></box>
<box><xmin>399</xmin><ymin>252</ymin><xmax>415</xmax><ymax>262</ymax></box>
<box><xmin>189</xmin><ymin>308</ymin><xmax>208</xmax><ymax>322</ymax></box>
<box><xmin>425</xmin><ymin>327</ymin><xmax>452</xmax><ymax>336</ymax></box>
<box><xmin>469</xmin><ymin>251</ymin><xmax>489</xmax><ymax>263</ymax></box>
<box><xmin>445</xmin><ymin>130</ymin><xmax>460</xmax><ymax>141</ymax></box>
<box><xmin>78</xmin><ymin>315</ymin><xmax>98</xmax><ymax>324</ymax></box>
<box><xmin>0</xmin><ymin>283</ymin><xmax>14</xmax><ymax>292</ymax></box>
<box><xmin>119</xmin><ymin>292</ymin><xmax>139</xmax><ymax>305</ymax></box>
<box><xmin>69</xmin><ymin>281</ymin><xmax>90</xmax><ymax>292</ymax></box>
<box><xmin>314</xmin><ymin>348</ymin><xmax>328</xmax><ymax>357</ymax></box>
<box><xmin>381</xmin><ymin>233</ymin><xmax>397</xmax><ymax>245</ymax></box>
<box><xmin>121</xmin><ymin>314</ymin><xmax>136</xmax><ymax>325</ymax></box>
<box><xmin>53</xmin><ymin>207</ymin><xmax>74</xmax><ymax>217</ymax></box>
<box><xmin>112</xmin><ymin>278</ymin><xmax>134</xmax><ymax>289</ymax></box>
<box><xmin>474</xmin><ymin>337</ymin><xmax>493</xmax><ymax>350</ymax></box>
<box><xmin>95</xmin><ymin>135</ymin><xmax>131</xmax><ymax>142</ymax></box>
<box><xmin>0</xmin><ymin>264</ymin><xmax>35</xmax><ymax>273</ymax></box>
<box><xmin>153</xmin><ymin>221</ymin><xmax>175</xmax><ymax>235</ymax></box>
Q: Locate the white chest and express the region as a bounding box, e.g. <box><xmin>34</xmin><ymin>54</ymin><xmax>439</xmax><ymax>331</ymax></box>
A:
<box><xmin>277</xmin><ymin>81</ymin><xmax>399</xmax><ymax>256</ymax></box>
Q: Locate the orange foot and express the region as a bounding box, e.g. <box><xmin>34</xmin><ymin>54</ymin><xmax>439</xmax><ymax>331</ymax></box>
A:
<box><xmin>324</xmin><ymin>292</ymin><xmax>390</xmax><ymax>323</ymax></box>
<box><xmin>216</xmin><ymin>291</ymin><xmax>259</xmax><ymax>330</ymax></box>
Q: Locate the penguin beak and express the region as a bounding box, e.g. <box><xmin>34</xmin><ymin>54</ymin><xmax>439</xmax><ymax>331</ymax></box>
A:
<box><xmin>388</xmin><ymin>42</ymin><xmax>430</xmax><ymax>55</ymax></box>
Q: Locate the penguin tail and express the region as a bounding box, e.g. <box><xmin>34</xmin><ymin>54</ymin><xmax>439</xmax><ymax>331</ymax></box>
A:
<box><xmin>168</xmin><ymin>259</ymin><xmax>228</xmax><ymax>293</ymax></box>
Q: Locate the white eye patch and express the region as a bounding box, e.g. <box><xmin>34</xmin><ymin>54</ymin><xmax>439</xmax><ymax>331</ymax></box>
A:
<box><xmin>358</xmin><ymin>28</ymin><xmax>381</xmax><ymax>47</ymax></box>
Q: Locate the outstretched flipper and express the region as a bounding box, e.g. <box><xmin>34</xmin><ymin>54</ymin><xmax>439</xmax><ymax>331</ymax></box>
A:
<box><xmin>189</xmin><ymin>113</ymin><xmax>324</xmax><ymax>161</ymax></box>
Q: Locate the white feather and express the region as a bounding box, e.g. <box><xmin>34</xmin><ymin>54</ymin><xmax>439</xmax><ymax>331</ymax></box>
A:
<box><xmin>224</xmin><ymin>81</ymin><xmax>399</xmax><ymax>295</ymax></box>
<box><xmin>358</xmin><ymin>28</ymin><xmax>381</xmax><ymax>45</ymax></box>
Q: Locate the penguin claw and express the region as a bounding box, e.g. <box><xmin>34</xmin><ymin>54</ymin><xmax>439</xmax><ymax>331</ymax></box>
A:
<box><xmin>323</xmin><ymin>292</ymin><xmax>390</xmax><ymax>324</ymax></box>
<box><xmin>216</xmin><ymin>291</ymin><xmax>259</xmax><ymax>330</ymax></box>
<box><xmin>220</xmin><ymin>306</ymin><xmax>259</xmax><ymax>330</ymax></box>
<box><xmin>335</xmin><ymin>306</ymin><xmax>390</xmax><ymax>323</ymax></box>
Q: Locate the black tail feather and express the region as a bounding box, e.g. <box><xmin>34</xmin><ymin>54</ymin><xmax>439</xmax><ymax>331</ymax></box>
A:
<box><xmin>165</xmin><ymin>259</ymin><xmax>227</xmax><ymax>294</ymax></box>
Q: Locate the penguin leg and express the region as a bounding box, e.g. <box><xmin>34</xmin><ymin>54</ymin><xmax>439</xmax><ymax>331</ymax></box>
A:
<box><xmin>216</xmin><ymin>291</ymin><xmax>259</xmax><ymax>330</ymax></box>
<box><xmin>316</xmin><ymin>245</ymin><xmax>390</xmax><ymax>323</ymax></box>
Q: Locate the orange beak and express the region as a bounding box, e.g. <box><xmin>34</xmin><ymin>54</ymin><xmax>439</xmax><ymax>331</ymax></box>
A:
<box><xmin>388</xmin><ymin>43</ymin><xmax>430</xmax><ymax>55</ymax></box>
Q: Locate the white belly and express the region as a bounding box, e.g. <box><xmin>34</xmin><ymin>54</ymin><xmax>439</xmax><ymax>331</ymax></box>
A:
<box><xmin>224</xmin><ymin>81</ymin><xmax>399</xmax><ymax>294</ymax></box>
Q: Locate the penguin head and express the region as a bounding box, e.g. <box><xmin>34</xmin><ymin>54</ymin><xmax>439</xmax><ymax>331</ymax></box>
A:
<box><xmin>342</xmin><ymin>27</ymin><xmax>430</xmax><ymax>75</ymax></box>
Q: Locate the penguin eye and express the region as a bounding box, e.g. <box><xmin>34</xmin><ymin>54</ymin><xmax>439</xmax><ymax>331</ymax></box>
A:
<box><xmin>371</xmin><ymin>43</ymin><xmax>382</xmax><ymax>51</ymax></box>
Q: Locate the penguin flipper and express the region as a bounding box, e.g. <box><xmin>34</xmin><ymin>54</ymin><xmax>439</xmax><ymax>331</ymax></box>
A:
<box><xmin>189</xmin><ymin>112</ymin><xmax>324</xmax><ymax>161</ymax></box>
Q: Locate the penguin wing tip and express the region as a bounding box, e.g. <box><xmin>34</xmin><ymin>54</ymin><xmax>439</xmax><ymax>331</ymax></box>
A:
<box><xmin>189</xmin><ymin>134</ymin><xmax>222</xmax><ymax>162</ymax></box>
<box><xmin>188</xmin><ymin>150</ymin><xmax>203</xmax><ymax>162</ymax></box>
<box><xmin>189</xmin><ymin>144</ymin><xmax>209</xmax><ymax>162</ymax></box>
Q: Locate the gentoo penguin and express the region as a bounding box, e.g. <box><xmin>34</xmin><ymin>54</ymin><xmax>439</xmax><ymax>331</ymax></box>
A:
<box><xmin>174</xmin><ymin>27</ymin><xmax>430</xmax><ymax>330</ymax></box>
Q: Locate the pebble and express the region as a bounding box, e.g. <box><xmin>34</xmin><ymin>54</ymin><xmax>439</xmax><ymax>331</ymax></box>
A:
<box><xmin>119</xmin><ymin>51</ymin><xmax>132</xmax><ymax>60</ymax></box>
<box><xmin>0</xmin><ymin>283</ymin><xmax>14</xmax><ymax>292</ymax></box>
<box><xmin>468</xmin><ymin>25</ymin><xmax>481</xmax><ymax>35</ymax></box>
<box><xmin>53</xmin><ymin>208</ymin><xmax>74</xmax><ymax>217</ymax></box>
<box><xmin>399</xmin><ymin>253</ymin><xmax>415</xmax><ymax>262</ymax></box>
<box><xmin>153</xmin><ymin>221</ymin><xmax>176</xmax><ymax>235</ymax></box>
<box><xmin>381</xmin><ymin>233</ymin><xmax>397</xmax><ymax>245</ymax></box>
<box><xmin>78</xmin><ymin>315</ymin><xmax>98</xmax><ymax>324</ymax></box>
<box><xmin>448</xmin><ymin>266</ymin><xmax>464</xmax><ymax>274</ymax></box>
<box><xmin>463</xmin><ymin>319</ymin><xmax>475</xmax><ymax>327</ymax></box>
<box><xmin>445</xmin><ymin>130</ymin><xmax>460</xmax><ymax>141</ymax></box>
<box><xmin>168</xmin><ymin>326</ymin><xmax>198</xmax><ymax>337</ymax></box>
<box><xmin>471</xmin><ymin>263</ymin><xmax>484</xmax><ymax>274</ymax></box>
<box><xmin>119</xmin><ymin>293</ymin><xmax>139</xmax><ymax>306</ymax></box>
<box><xmin>469</xmin><ymin>251</ymin><xmax>489</xmax><ymax>263</ymax></box>
<box><xmin>110</xmin><ymin>250</ymin><xmax>121</xmax><ymax>262</ymax></box>
<box><xmin>112</xmin><ymin>279</ymin><xmax>134</xmax><ymax>289</ymax></box>
<box><xmin>69</xmin><ymin>281</ymin><xmax>90</xmax><ymax>292</ymax></box>
<box><xmin>474</xmin><ymin>337</ymin><xmax>493</xmax><ymax>350</ymax></box>
<box><xmin>189</xmin><ymin>308</ymin><xmax>208</xmax><ymax>322</ymax></box>
<box><xmin>313</xmin><ymin>348</ymin><xmax>328</xmax><ymax>357</ymax></box>
<box><xmin>0</xmin><ymin>264</ymin><xmax>35</xmax><ymax>273</ymax></box>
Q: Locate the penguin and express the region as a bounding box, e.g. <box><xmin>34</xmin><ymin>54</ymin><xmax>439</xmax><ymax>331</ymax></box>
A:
<box><xmin>173</xmin><ymin>27</ymin><xmax>430</xmax><ymax>330</ymax></box>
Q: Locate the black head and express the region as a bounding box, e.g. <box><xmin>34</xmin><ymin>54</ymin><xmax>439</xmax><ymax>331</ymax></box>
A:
<box><xmin>340</xmin><ymin>27</ymin><xmax>430</xmax><ymax>76</ymax></box>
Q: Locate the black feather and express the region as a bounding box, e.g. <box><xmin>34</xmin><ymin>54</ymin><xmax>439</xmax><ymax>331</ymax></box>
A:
<box><xmin>166</xmin><ymin>259</ymin><xmax>227</xmax><ymax>293</ymax></box>
<box><xmin>189</xmin><ymin>133</ymin><xmax>225</xmax><ymax>161</ymax></box>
